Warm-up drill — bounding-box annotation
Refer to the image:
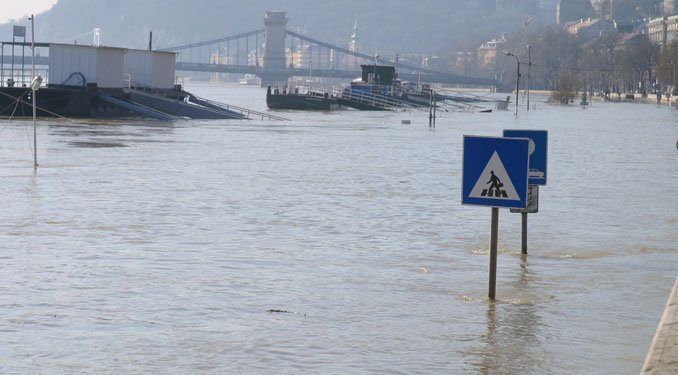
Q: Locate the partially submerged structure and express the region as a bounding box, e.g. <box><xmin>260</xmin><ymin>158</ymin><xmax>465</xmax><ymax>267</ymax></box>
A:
<box><xmin>0</xmin><ymin>41</ymin><xmax>278</xmax><ymax>120</ymax></box>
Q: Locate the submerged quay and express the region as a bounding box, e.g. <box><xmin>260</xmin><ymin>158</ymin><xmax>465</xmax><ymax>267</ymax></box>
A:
<box><xmin>642</xmin><ymin>277</ymin><xmax>678</xmax><ymax>374</ymax></box>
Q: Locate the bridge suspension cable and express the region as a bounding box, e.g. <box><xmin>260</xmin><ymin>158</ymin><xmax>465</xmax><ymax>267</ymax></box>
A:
<box><xmin>158</xmin><ymin>29</ymin><xmax>264</xmax><ymax>52</ymax></box>
<box><xmin>286</xmin><ymin>30</ymin><xmax>486</xmax><ymax>84</ymax></box>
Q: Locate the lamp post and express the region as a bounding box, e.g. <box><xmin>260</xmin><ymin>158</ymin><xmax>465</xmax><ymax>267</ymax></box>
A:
<box><xmin>29</xmin><ymin>14</ymin><xmax>41</xmax><ymax>169</ymax></box>
<box><xmin>374</xmin><ymin>53</ymin><xmax>379</xmax><ymax>84</ymax></box>
<box><xmin>503</xmin><ymin>50</ymin><xmax>520</xmax><ymax>116</ymax></box>
<box><xmin>672</xmin><ymin>62</ymin><xmax>676</xmax><ymax>95</ymax></box>
<box><xmin>526</xmin><ymin>45</ymin><xmax>531</xmax><ymax>111</ymax></box>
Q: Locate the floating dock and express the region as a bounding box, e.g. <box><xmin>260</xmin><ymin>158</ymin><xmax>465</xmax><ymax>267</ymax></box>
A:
<box><xmin>0</xmin><ymin>41</ymin><xmax>282</xmax><ymax>121</ymax></box>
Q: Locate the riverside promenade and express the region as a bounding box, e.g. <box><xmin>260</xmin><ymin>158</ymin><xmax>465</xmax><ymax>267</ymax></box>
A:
<box><xmin>642</xmin><ymin>277</ymin><xmax>678</xmax><ymax>374</ymax></box>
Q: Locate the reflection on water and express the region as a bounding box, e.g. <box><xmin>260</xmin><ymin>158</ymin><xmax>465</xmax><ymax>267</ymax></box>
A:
<box><xmin>0</xmin><ymin>86</ymin><xmax>676</xmax><ymax>373</ymax></box>
<box><xmin>467</xmin><ymin>256</ymin><xmax>548</xmax><ymax>375</ymax></box>
<box><xmin>69</xmin><ymin>141</ymin><xmax>127</xmax><ymax>148</ymax></box>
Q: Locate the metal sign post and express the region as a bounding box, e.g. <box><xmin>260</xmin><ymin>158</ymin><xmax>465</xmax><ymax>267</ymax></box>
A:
<box><xmin>511</xmin><ymin>185</ymin><xmax>539</xmax><ymax>253</ymax></box>
<box><xmin>489</xmin><ymin>207</ymin><xmax>499</xmax><ymax>299</ymax></box>
<box><xmin>462</xmin><ymin>136</ymin><xmax>529</xmax><ymax>299</ymax></box>
<box><xmin>504</xmin><ymin>130</ymin><xmax>548</xmax><ymax>254</ymax></box>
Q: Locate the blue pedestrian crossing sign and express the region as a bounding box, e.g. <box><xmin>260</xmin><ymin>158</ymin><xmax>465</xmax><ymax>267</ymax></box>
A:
<box><xmin>462</xmin><ymin>136</ymin><xmax>529</xmax><ymax>209</ymax></box>
<box><xmin>503</xmin><ymin>129</ymin><xmax>548</xmax><ymax>185</ymax></box>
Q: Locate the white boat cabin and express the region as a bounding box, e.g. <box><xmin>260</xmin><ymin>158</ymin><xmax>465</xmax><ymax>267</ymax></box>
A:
<box><xmin>48</xmin><ymin>43</ymin><xmax>176</xmax><ymax>89</ymax></box>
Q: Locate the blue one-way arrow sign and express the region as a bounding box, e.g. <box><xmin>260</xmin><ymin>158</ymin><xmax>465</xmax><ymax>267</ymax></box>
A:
<box><xmin>462</xmin><ymin>136</ymin><xmax>529</xmax><ymax>209</ymax></box>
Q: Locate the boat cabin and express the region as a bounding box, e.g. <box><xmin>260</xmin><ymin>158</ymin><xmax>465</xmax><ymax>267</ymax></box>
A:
<box><xmin>360</xmin><ymin>65</ymin><xmax>396</xmax><ymax>86</ymax></box>
<box><xmin>48</xmin><ymin>43</ymin><xmax>177</xmax><ymax>89</ymax></box>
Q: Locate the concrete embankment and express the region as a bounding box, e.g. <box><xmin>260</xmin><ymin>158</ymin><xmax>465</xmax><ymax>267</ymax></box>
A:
<box><xmin>642</xmin><ymin>277</ymin><xmax>678</xmax><ymax>374</ymax></box>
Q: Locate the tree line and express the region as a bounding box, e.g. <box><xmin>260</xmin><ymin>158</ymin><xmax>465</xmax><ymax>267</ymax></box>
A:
<box><xmin>494</xmin><ymin>24</ymin><xmax>676</xmax><ymax>97</ymax></box>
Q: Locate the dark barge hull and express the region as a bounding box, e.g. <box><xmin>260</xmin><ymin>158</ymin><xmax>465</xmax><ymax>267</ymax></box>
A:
<box><xmin>0</xmin><ymin>86</ymin><xmax>94</xmax><ymax>118</ymax></box>
<box><xmin>266</xmin><ymin>86</ymin><xmax>340</xmax><ymax>110</ymax></box>
<box><xmin>0</xmin><ymin>85</ymin><xmax>246</xmax><ymax>120</ymax></box>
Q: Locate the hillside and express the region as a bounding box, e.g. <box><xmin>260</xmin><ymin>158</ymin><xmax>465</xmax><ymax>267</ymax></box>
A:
<box><xmin>0</xmin><ymin>0</ymin><xmax>542</xmax><ymax>54</ymax></box>
<box><xmin>0</xmin><ymin>0</ymin><xmax>662</xmax><ymax>56</ymax></box>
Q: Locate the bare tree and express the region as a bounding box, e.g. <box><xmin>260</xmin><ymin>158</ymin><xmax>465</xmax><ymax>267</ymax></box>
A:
<box><xmin>550</xmin><ymin>71</ymin><xmax>582</xmax><ymax>104</ymax></box>
<box><xmin>617</xmin><ymin>34</ymin><xmax>661</xmax><ymax>95</ymax></box>
<box><xmin>657</xmin><ymin>40</ymin><xmax>678</xmax><ymax>94</ymax></box>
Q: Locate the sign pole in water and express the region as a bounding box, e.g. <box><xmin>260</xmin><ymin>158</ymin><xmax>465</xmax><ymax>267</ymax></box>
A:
<box><xmin>489</xmin><ymin>207</ymin><xmax>499</xmax><ymax>299</ymax></box>
<box><xmin>504</xmin><ymin>130</ymin><xmax>548</xmax><ymax>254</ymax></box>
<box><xmin>462</xmin><ymin>136</ymin><xmax>529</xmax><ymax>299</ymax></box>
<box><xmin>521</xmin><ymin>212</ymin><xmax>527</xmax><ymax>254</ymax></box>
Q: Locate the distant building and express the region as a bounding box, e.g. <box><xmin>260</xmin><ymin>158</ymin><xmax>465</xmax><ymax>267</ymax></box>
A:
<box><xmin>455</xmin><ymin>51</ymin><xmax>477</xmax><ymax>75</ymax></box>
<box><xmin>665</xmin><ymin>0</ymin><xmax>678</xmax><ymax>16</ymax></box>
<box><xmin>477</xmin><ymin>34</ymin><xmax>508</xmax><ymax>71</ymax></box>
<box><xmin>617</xmin><ymin>32</ymin><xmax>648</xmax><ymax>50</ymax></box>
<box><xmin>423</xmin><ymin>55</ymin><xmax>448</xmax><ymax>72</ymax></box>
<box><xmin>648</xmin><ymin>15</ymin><xmax>678</xmax><ymax>49</ymax></box>
<box><xmin>566</xmin><ymin>18</ymin><xmax>617</xmax><ymax>40</ymax></box>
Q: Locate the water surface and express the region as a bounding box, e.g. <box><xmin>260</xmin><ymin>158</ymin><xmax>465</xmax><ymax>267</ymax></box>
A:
<box><xmin>0</xmin><ymin>84</ymin><xmax>676</xmax><ymax>374</ymax></box>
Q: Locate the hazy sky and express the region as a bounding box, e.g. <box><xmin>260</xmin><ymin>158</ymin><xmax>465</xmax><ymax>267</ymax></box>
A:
<box><xmin>1</xmin><ymin>0</ymin><xmax>57</xmax><ymax>24</ymax></box>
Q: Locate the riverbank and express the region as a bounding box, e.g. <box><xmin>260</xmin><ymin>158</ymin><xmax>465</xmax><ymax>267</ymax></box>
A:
<box><xmin>500</xmin><ymin>89</ymin><xmax>677</xmax><ymax>108</ymax></box>
<box><xmin>587</xmin><ymin>91</ymin><xmax>677</xmax><ymax>107</ymax></box>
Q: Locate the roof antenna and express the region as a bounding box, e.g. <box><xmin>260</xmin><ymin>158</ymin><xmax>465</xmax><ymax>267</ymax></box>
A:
<box><xmin>148</xmin><ymin>31</ymin><xmax>153</xmax><ymax>51</ymax></box>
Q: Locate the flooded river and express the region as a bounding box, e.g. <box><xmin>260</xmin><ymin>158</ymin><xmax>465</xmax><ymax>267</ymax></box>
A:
<box><xmin>0</xmin><ymin>84</ymin><xmax>676</xmax><ymax>374</ymax></box>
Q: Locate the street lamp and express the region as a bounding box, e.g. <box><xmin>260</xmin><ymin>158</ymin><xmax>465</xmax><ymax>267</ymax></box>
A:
<box><xmin>526</xmin><ymin>45</ymin><xmax>531</xmax><ymax>111</ymax></box>
<box><xmin>672</xmin><ymin>62</ymin><xmax>676</xmax><ymax>96</ymax></box>
<box><xmin>373</xmin><ymin>53</ymin><xmax>379</xmax><ymax>84</ymax></box>
<box><xmin>29</xmin><ymin>14</ymin><xmax>40</xmax><ymax>169</ymax></box>
<box><xmin>503</xmin><ymin>50</ymin><xmax>520</xmax><ymax>116</ymax></box>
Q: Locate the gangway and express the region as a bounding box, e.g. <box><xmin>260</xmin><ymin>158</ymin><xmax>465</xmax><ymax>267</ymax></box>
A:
<box><xmin>98</xmin><ymin>94</ymin><xmax>180</xmax><ymax>121</ymax></box>
<box><xmin>187</xmin><ymin>94</ymin><xmax>289</xmax><ymax>121</ymax></box>
<box><xmin>130</xmin><ymin>90</ymin><xmax>245</xmax><ymax>119</ymax></box>
<box><xmin>337</xmin><ymin>90</ymin><xmax>414</xmax><ymax>110</ymax></box>
<box><xmin>127</xmin><ymin>81</ymin><xmax>289</xmax><ymax>121</ymax></box>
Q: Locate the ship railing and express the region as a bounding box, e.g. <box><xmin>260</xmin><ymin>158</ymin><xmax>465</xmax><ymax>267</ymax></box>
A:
<box><xmin>334</xmin><ymin>86</ymin><xmax>416</xmax><ymax>110</ymax></box>
<box><xmin>272</xmin><ymin>81</ymin><xmax>336</xmax><ymax>99</ymax></box>
<box><xmin>123</xmin><ymin>74</ymin><xmax>131</xmax><ymax>93</ymax></box>
<box><xmin>189</xmin><ymin>94</ymin><xmax>289</xmax><ymax>121</ymax></box>
<box><xmin>128</xmin><ymin>80</ymin><xmax>174</xmax><ymax>98</ymax></box>
<box><xmin>2</xmin><ymin>68</ymin><xmax>50</xmax><ymax>88</ymax></box>
<box><xmin>438</xmin><ymin>99</ymin><xmax>477</xmax><ymax>113</ymax></box>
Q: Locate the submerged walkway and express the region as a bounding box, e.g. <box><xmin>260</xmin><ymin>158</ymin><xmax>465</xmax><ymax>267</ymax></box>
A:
<box><xmin>642</xmin><ymin>277</ymin><xmax>678</xmax><ymax>374</ymax></box>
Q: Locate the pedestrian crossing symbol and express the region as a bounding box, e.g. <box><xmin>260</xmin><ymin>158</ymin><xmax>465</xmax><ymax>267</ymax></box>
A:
<box><xmin>462</xmin><ymin>136</ymin><xmax>529</xmax><ymax>209</ymax></box>
<box><xmin>468</xmin><ymin>151</ymin><xmax>520</xmax><ymax>200</ymax></box>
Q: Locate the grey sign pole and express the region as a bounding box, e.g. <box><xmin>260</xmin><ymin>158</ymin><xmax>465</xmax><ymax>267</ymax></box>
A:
<box><xmin>511</xmin><ymin>185</ymin><xmax>538</xmax><ymax>254</ymax></box>
<box><xmin>489</xmin><ymin>207</ymin><xmax>499</xmax><ymax>300</ymax></box>
<box><xmin>521</xmin><ymin>212</ymin><xmax>527</xmax><ymax>254</ymax></box>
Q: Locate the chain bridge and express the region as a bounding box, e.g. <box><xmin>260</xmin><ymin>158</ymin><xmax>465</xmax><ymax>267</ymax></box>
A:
<box><xmin>159</xmin><ymin>11</ymin><xmax>498</xmax><ymax>87</ymax></box>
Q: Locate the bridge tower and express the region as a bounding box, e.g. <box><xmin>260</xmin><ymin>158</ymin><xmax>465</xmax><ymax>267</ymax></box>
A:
<box><xmin>261</xmin><ymin>11</ymin><xmax>290</xmax><ymax>85</ymax></box>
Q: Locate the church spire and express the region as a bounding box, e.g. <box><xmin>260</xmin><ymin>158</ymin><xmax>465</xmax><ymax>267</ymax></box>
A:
<box><xmin>349</xmin><ymin>19</ymin><xmax>358</xmax><ymax>53</ymax></box>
